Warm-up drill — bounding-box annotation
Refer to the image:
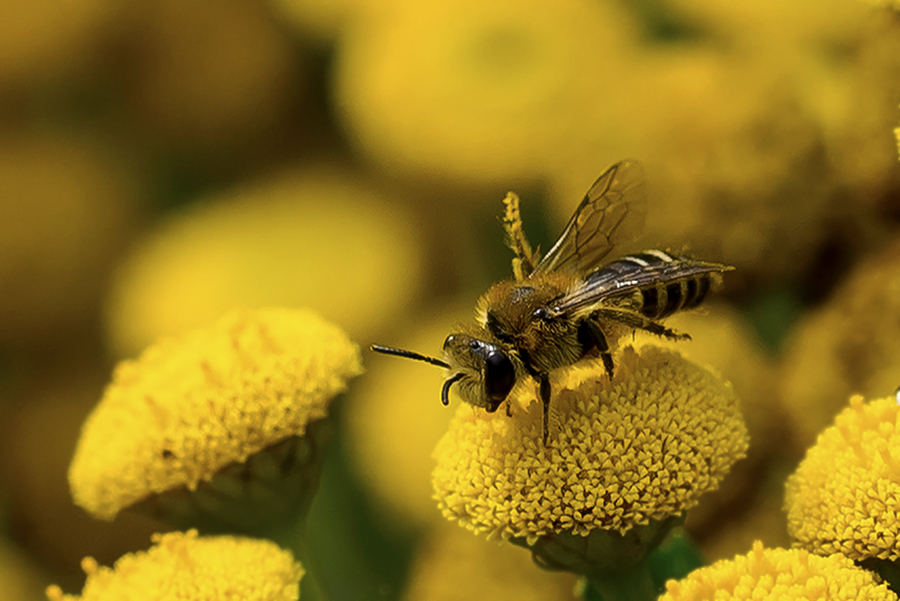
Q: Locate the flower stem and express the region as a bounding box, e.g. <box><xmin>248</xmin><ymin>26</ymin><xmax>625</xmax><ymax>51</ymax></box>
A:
<box><xmin>584</xmin><ymin>562</ymin><xmax>659</xmax><ymax>601</ymax></box>
<box><xmin>263</xmin><ymin>517</ymin><xmax>329</xmax><ymax>601</ymax></box>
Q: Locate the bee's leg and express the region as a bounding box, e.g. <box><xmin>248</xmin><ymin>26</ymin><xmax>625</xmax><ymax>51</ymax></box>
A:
<box><xmin>595</xmin><ymin>309</ymin><xmax>690</xmax><ymax>341</ymax></box>
<box><xmin>539</xmin><ymin>374</ymin><xmax>551</xmax><ymax>445</ymax></box>
<box><xmin>580</xmin><ymin>320</ymin><xmax>615</xmax><ymax>378</ymax></box>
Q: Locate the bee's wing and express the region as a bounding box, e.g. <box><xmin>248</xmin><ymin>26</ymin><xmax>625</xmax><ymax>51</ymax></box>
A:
<box><xmin>534</xmin><ymin>160</ymin><xmax>647</xmax><ymax>276</ymax></box>
<box><xmin>552</xmin><ymin>258</ymin><xmax>731</xmax><ymax>317</ymax></box>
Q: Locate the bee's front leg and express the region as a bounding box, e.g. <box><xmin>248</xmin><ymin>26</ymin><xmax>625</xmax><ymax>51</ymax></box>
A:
<box><xmin>580</xmin><ymin>319</ymin><xmax>615</xmax><ymax>379</ymax></box>
<box><xmin>539</xmin><ymin>374</ymin><xmax>551</xmax><ymax>445</ymax></box>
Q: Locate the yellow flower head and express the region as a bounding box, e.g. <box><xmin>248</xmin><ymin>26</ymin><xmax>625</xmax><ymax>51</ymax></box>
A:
<box><xmin>46</xmin><ymin>530</ymin><xmax>303</xmax><ymax>601</ymax></box>
<box><xmin>785</xmin><ymin>395</ymin><xmax>900</xmax><ymax>561</ymax></box>
<box><xmin>432</xmin><ymin>345</ymin><xmax>748</xmax><ymax>541</ymax></box>
<box><xmin>660</xmin><ymin>541</ymin><xmax>896</xmax><ymax>601</ymax></box>
<box><xmin>69</xmin><ymin>307</ymin><xmax>362</xmax><ymax>523</ymax></box>
<box><xmin>780</xmin><ymin>235</ymin><xmax>900</xmax><ymax>450</ymax></box>
<box><xmin>335</xmin><ymin>0</ymin><xmax>640</xmax><ymax>184</ymax></box>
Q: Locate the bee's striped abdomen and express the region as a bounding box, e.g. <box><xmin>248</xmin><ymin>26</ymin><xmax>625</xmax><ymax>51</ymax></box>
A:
<box><xmin>599</xmin><ymin>250</ymin><xmax>717</xmax><ymax>320</ymax></box>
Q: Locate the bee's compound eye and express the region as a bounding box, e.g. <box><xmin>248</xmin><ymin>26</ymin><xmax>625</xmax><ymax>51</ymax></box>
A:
<box><xmin>483</xmin><ymin>350</ymin><xmax>515</xmax><ymax>410</ymax></box>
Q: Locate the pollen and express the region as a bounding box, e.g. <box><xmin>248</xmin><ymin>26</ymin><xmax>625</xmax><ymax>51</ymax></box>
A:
<box><xmin>45</xmin><ymin>530</ymin><xmax>303</xmax><ymax>601</ymax></box>
<box><xmin>432</xmin><ymin>345</ymin><xmax>748</xmax><ymax>539</ymax></box>
<box><xmin>659</xmin><ymin>541</ymin><xmax>896</xmax><ymax>601</ymax></box>
<box><xmin>68</xmin><ymin>307</ymin><xmax>363</xmax><ymax>521</ymax></box>
<box><xmin>785</xmin><ymin>395</ymin><xmax>900</xmax><ymax>561</ymax></box>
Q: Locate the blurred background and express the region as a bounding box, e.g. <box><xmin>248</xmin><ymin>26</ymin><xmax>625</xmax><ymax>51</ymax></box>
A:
<box><xmin>0</xmin><ymin>0</ymin><xmax>898</xmax><ymax>599</ymax></box>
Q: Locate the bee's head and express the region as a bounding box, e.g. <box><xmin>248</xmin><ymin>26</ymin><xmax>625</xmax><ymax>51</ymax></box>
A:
<box><xmin>369</xmin><ymin>334</ymin><xmax>520</xmax><ymax>413</ymax></box>
<box><xmin>440</xmin><ymin>333</ymin><xmax>518</xmax><ymax>412</ymax></box>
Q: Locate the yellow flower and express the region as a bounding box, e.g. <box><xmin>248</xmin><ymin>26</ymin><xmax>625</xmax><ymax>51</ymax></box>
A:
<box><xmin>105</xmin><ymin>167</ymin><xmax>423</xmax><ymax>358</ymax></box>
<box><xmin>785</xmin><ymin>395</ymin><xmax>900</xmax><ymax>561</ymax></box>
<box><xmin>0</xmin><ymin>133</ymin><xmax>138</xmax><ymax>347</ymax></box>
<box><xmin>660</xmin><ymin>541</ymin><xmax>896</xmax><ymax>601</ymax></box>
<box><xmin>45</xmin><ymin>530</ymin><xmax>303</xmax><ymax>601</ymax></box>
<box><xmin>896</xmin><ymin>118</ymin><xmax>900</xmax><ymax>160</ymax></box>
<box><xmin>780</xmin><ymin>236</ymin><xmax>900</xmax><ymax>451</ymax></box>
<box><xmin>334</xmin><ymin>0</ymin><xmax>641</xmax><ymax>185</ymax></box>
<box><xmin>432</xmin><ymin>345</ymin><xmax>748</xmax><ymax>541</ymax></box>
<box><xmin>631</xmin><ymin>306</ymin><xmax>788</xmax><ymax>558</ymax></box>
<box><xmin>69</xmin><ymin>307</ymin><xmax>362</xmax><ymax>524</ymax></box>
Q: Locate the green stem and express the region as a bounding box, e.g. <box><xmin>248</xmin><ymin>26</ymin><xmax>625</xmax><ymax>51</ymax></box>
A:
<box><xmin>293</xmin><ymin>531</ymin><xmax>330</xmax><ymax>601</ymax></box>
<box><xmin>585</xmin><ymin>561</ymin><xmax>659</xmax><ymax>601</ymax></box>
<box><xmin>263</xmin><ymin>517</ymin><xmax>329</xmax><ymax>601</ymax></box>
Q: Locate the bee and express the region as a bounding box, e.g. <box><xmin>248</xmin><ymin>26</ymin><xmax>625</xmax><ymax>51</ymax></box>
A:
<box><xmin>372</xmin><ymin>160</ymin><xmax>732</xmax><ymax>444</ymax></box>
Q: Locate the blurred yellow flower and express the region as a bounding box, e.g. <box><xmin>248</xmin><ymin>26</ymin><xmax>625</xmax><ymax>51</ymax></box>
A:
<box><xmin>0</xmin><ymin>133</ymin><xmax>138</xmax><ymax>348</ymax></box>
<box><xmin>831</xmin><ymin>10</ymin><xmax>900</xmax><ymax>206</ymax></box>
<box><xmin>895</xmin><ymin>118</ymin><xmax>900</xmax><ymax>159</ymax></box>
<box><xmin>786</xmin><ymin>395</ymin><xmax>900</xmax><ymax>561</ymax></box>
<box><xmin>660</xmin><ymin>541</ymin><xmax>896</xmax><ymax>601</ymax></box>
<box><xmin>780</xmin><ymin>235</ymin><xmax>900</xmax><ymax>451</ymax></box>
<box><xmin>433</xmin><ymin>345</ymin><xmax>748</xmax><ymax>540</ymax></box>
<box><xmin>334</xmin><ymin>0</ymin><xmax>641</xmax><ymax>184</ymax></box>
<box><xmin>345</xmin><ymin>304</ymin><xmax>469</xmax><ymax>530</ymax></box>
<box><xmin>0</xmin><ymin>0</ymin><xmax>126</xmax><ymax>82</ymax></box>
<box><xmin>105</xmin><ymin>168</ymin><xmax>422</xmax><ymax>358</ymax></box>
<box><xmin>69</xmin><ymin>307</ymin><xmax>362</xmax><ymax>522</ymax></box>
<box><xmin>0</xmin><ymin>542</ymin><xmax>47</xmax><ymax>601</ymax></box>
<box><xmin>46</xmin><ymin>530</ymin><xmax>303</xmax><ymax>601</ymax></box>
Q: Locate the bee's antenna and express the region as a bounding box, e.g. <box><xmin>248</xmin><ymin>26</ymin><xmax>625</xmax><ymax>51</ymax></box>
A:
<box><xmin>370</xmin><ymin>344</ymin><xmax>450</xmax><ymax>369</ymax></box>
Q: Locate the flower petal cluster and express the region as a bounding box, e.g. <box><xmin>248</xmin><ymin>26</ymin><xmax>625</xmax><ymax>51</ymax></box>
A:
<box><xmin>69</xmin><ymin>307</ymin><xmax>362</xmax><ymax>520</ymax></box>
<box><xmin>660</xmin><ymin>541</ymin><xmax>896</xmax><ymax>601</ymax></box>
<box><xmin>433</xmin><ymin>346</ymin><xmax>748</xmax><ymax>539</ymax></box>
<box><xmin>46</xmin><ymin>530</ymin><xmax>303</xmax><ymax>601</ymax></box>
<box><xmin>786</xmin><ymin>395</ymin><xmax>900</xmax><ymax>561</ymax></box>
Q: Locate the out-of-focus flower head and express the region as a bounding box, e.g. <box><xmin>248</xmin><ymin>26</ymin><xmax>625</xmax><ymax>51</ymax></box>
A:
<box><xmin>831</xmin><ymin>8</ymin><xmax>900</xmax><ymax>205</ymax></box>
<box><xmin>69</xmin><ymin>307</ymin><xmax>362</xmax><ymax>530</ymax></box>
<box><xmin>106</xmin><ymin>167</ymin><xmax>422</xmax><ymax>358</ymax></box>
<box><xmin>659</xmin><ymin>541</ymin><xmax>897</xmax><ymax>601</ymax></box>
<box><xmin>640</xmin><ymin>76</ymin><xmax>836</xmax><ymax>285</ymax></box>
<box><xmin>46</xmin><ymin>530</ymin><xmax>303</xmax><ymax>601</ymax></box>
<box><xmin>0</xmin><ymin>0</ymin><xmax>128</xmax><ymax>84</ymax></box>
<box><xmin>403</xmin><ymin>523</ymin><xmax>576</xmax><ymax>601</ymax></box>
<box><xmin>334</xmin><ymin>0</ymin><xmax>642</xmax><ymax>186</ymax></box>
<box><xmin>786</xmin><ymin>394</ymin><xmax>900</xmax><ymax>561</ymax></box>
<box><xmin>0</xmin><ymin>134</ymin><xmax>139</xmax><ymax>349</ymax></box>
<box><xmin>346</xmin><ymin>304</ymin><xmax>470</xmax><ymax>530</ymax></box>
<box><xmin>780</xmin><ymin>235</ymin><xmax>900</xmax><ymax>451</ymax></box>
<box><xmin>0</xmin><ymin>542</ymin><xmax>47</xmax><ymax>601</ymax></box>
<box><xmin>433</xmin><ymin>345</ymin><xmax>747</xmax><ymax>572</ymax></box>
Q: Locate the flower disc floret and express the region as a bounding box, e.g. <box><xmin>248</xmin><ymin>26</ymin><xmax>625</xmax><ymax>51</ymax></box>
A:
<box><xmin>432</xmin><ymin>346</ymin><xmax>748</xmax><ymax>539</ymax></box>
<box><xmin>660</xmin><ymin>541</ymin><xmax>896</xmax><ymax>601</ymax></box>
<box><xmin>786</xmin><ymin>395</ymin><xmax>900</xmax><ymax>561</ymax></box>
<box><xmin>69</xmin><ymin>307</ymin><xmax>362</xmax><ymax>520</ymax></box>
<box><xmin>46</xmin><ymin>530</ymin><xmax>303</xmax><ymax>601</ymax></box>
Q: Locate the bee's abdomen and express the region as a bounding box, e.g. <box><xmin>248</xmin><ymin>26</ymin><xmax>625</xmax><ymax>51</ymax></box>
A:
<box><xmin>640</xmin><ymin>277</ymin><xmax>711</xmax><ymax>319</ymax></box>
<box><xmin>604</xmin><ymin>250</ymin><xmax>717</xmax><ymax>320</ymax></box>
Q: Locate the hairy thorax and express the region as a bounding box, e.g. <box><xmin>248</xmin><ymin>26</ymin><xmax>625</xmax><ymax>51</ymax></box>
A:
<box><xmin>476</xmin><ymin>273</ymin><xmax>585</xmax><ymax>375</ymax></box>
